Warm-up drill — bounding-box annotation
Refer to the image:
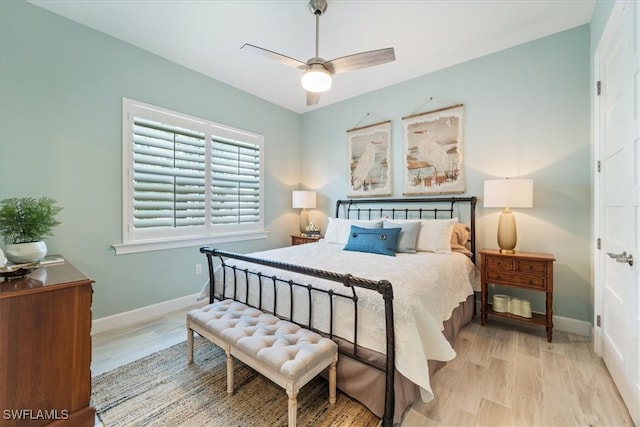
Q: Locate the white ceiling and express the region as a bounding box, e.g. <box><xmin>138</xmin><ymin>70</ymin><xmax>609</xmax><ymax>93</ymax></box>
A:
<box><xmin>29</xmin><ymin>0</ymin><xmax>595</xmax><ymax>114</ymax></box>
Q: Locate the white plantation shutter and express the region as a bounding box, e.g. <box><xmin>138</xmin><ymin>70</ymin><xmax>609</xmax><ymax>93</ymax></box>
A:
<box><xmin>119</xmin><ymin>98</ymin><xmax>265</xmax><ymax>252</ymax></box>
<box><xmin>211</xmin><ymin>138</ymin><xmax>261</xmax><ymax>226</ymax></box>
<box><xmin>133</xmin><ymin>118</ymin><xmax>207</xmax><ymax>230</ymax></box>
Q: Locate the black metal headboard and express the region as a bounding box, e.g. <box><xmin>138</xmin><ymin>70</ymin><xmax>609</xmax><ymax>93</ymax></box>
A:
<box><xmin>335</xmin><ymin>197</ymin><xmax>477</xmax><ymax>264</ymax></box>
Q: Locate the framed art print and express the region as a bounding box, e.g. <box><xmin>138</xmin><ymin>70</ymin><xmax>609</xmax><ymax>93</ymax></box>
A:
<box><xmin>402</xmin><ymin>104</ymin><xmax>464</xmax><ymax>195</ymax></box>
<box><xmin>347</xmin><ymin>120</ymin><xmax>392</xmax><ymax>198</ymax></box>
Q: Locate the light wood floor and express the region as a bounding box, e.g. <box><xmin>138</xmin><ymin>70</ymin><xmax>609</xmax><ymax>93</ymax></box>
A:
<box><xmin>92</xmin><ymin>307</ymin><xmax>633</xmax><ymax>426</ymax></box>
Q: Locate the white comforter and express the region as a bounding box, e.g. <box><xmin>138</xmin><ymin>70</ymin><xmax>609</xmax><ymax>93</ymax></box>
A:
<box><xmin>201</xmin><ymin>241</ymin><xmax>479</xmax><ymax>402</ymax></box>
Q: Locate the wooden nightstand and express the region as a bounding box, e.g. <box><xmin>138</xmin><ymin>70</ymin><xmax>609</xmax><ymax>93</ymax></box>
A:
<box><xmin>291</xmin><ymin>234</ymin><xmax>322</xmax><ymax>245</ymax></box>
<box><xmin>480</xmin><ymin>248</ymin><xmax>555</xmax><ymax>342</ymax></box>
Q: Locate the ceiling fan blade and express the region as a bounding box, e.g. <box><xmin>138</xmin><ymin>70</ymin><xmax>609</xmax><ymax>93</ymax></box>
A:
<box><xmin>325</xmin><ymin>47</ymin><xmax>395</xmax><ymax>75</ymax></box>
<box><xmin>241</xmin><ymin>43</ymin><xmax>306</xmax><ymax>69</ymax></box>
<box><xmin>306</xmin><ymin>91</ymin><xmax>321</xmax><ymax>106</ymax></box>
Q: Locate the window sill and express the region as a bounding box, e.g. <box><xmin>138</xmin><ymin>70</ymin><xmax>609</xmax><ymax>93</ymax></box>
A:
<box><xmin>112</xmin><ymin>231</ymin><xmax>269</xmax><ymax>255</ymax></box>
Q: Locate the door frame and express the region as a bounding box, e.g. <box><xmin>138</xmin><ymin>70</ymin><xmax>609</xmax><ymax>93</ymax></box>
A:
<box><xmin>592</xmin><ymin>0</ymin><xmax>629</xmax><ymax>357</ymax></box>
<box><xmin>593</xmin><ymin>8</ymin><xmax>640</xmax><ymax>424</ymax></box>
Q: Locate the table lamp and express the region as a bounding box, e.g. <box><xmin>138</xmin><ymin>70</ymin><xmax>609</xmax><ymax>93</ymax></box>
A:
<box><xmin>483</xmin><ymin>178</ymin><xmax>533</xmax><ymax>253</ymax></box>
<box><xmin>292</xmin><ymin>191</ymin><xmax>316</xmax><ymax>234</ymax></box>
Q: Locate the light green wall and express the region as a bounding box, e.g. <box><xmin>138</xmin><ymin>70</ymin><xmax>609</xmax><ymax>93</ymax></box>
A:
<box><xmin>1</xmin><ymin>0</ymin><xmax>598</xmax><ymax>324</ymax></box>
<box><xmin>590</xmin><ymin>0</ymin><xmax>616</xmax><ymax>53</ymax></box>
<box><xmin>300</xmin><ymin>25</ymin><xmax>592</xmax><ymax>322</ymax></box>
<box><xmin>0</xmin><ymin>1</ymin><xmax>302</xmax><ymax>318</ymax></box>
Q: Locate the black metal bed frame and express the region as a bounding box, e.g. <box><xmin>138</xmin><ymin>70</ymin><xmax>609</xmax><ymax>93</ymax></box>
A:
<box><xmin>200</xmin><ymin>196</ymin><xmax>477</xmax><ymax>427</ymax></box>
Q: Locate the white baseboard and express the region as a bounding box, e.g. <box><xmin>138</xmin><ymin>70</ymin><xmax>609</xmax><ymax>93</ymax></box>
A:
<box><xmin>553</xmin><ymin>315</ymin><xmax>593</xmax><ymax>337</ymax></box>
<box><xmin>92</xmin><ymin>293</ymin><xmax>206</xmax><ymax>335</ymax></box>
<box><xmin>95</xmin><ymin>294</ymin><xmax>593</xmax><ymax>338</ymax></box>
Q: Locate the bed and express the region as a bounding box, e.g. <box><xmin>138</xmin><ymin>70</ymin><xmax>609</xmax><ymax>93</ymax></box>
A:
<box><xmin>198</xmin><ymin>197</ymin><xmax>480</xmax><ymax>426</ymax></box>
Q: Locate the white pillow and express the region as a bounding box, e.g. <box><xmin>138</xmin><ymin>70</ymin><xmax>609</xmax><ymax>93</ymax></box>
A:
<box><xmin>415</xmin><ymin>218</ymin><xmax>458</xmax><ymax>253</ymax></box>
<box><xmin>323</xmin><ymin>218</ymin><xmax>383</xmax><ymax>245</ymax></box>
<box><xmin>383</xmin><ymin>220</ymin><xmax>421</xmax><ymax>253</ymax></box>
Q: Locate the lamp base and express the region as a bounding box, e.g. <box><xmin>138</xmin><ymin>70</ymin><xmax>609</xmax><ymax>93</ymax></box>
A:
<box><xmin>299</xmin><ymin>209</ymin><xmax>309</xmax><ymax>234</ymax></box>
<box><xmin>497</xmin><ymin>209</ymin><xmax>517</xmax><ymax>253</ymax></box>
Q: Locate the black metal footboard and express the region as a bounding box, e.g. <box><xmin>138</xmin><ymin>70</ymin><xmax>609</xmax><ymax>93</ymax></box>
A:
<box><xmin>199</xmin><ymin>247</ymin><xmax>396</xmax><ymax>427</ymax></box>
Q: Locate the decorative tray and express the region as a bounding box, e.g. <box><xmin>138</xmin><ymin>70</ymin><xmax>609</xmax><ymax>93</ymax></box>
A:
<box><xmin>0</xmin><ymin>262</ymin><xmax>41</xmax><ymax>280</ymax></box>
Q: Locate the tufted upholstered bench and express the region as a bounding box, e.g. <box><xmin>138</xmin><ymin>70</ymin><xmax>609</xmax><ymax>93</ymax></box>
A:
<box><xmin>187</xmin><ymin>299</ymin><xmax>338</xmax><ymax>427</ymax></box>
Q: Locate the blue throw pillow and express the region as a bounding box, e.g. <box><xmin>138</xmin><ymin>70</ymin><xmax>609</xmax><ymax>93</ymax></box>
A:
<box><xmin>343</xmin><ymin>225</ymin><xmax>401</xmax><ymax>257</ymax></box>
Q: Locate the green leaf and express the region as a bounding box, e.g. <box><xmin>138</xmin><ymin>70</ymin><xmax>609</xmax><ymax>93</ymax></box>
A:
<box><xmin>0</xmin><ymin>197</ymin><xmax>63</xmax><ymax>244</ymax></box>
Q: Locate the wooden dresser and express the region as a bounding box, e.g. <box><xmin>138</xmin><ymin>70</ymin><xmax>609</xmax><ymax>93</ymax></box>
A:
<box><xmin>0</xmin><ymin>259</ymin><xmax>95</xmax><ymax>427</ymax></box>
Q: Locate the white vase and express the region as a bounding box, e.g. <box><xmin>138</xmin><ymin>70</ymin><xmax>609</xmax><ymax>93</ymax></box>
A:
<box><xmin>492</xmin><ymin>294</ymin><xmax>510</xmax><ymax>313</ymax></box>
<box><xmin>4</xmin><ymin>241</ymin><xmax>47</xmax><ymax>263</ymax></box>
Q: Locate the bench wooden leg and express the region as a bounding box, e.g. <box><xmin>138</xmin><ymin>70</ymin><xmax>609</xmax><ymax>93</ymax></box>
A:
<box><xmin>187</xmin><ymin>325</ymin><xmax>194</xmax><ymax>364</ymax></box>
<box><xmin>287</xmin><ymin>390</ymin><xmax>297</xmax><ymax>427</ymax></box>
<box><xmin>226</xmin><ymin>351</ymin><xmax>234</xmax><ymax>394</ymax></box>
<box><xmin>329</xmin><ymin>357</ymin><xmax>337</xmax><ymax>405</ymax></box>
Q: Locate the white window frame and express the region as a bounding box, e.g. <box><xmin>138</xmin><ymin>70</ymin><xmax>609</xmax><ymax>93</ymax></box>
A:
<box><xmin>113</xmin><ymin>98</ymin><xmax>266</xmax><ymax>255</ymax></box>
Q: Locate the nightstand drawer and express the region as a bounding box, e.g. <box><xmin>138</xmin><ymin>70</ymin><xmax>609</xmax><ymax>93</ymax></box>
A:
<box><xmin>486</xmin><ymin>270</ymin><xmax>546</xmax><ymax>289</ymax></box>
<box><xmin>515</xmin><ymin>259</ymin><xmax>547</xmax><ymax>275</ymax></box>
<box><xmin>486</xmin><ymin>256</ymin><xmax>515</xmax><ymax>271</ymax></box>
<box><xmin>291</xmin><ymin>234</ymin><xmax>321</xmax><ymax>245</ymax></box>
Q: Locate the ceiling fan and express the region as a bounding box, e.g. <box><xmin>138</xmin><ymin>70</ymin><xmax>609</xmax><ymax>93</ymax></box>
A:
<box><xmin>241</xmin><ymin>0</ymin><xmax>396</xmax><ymax>106</ymax></box>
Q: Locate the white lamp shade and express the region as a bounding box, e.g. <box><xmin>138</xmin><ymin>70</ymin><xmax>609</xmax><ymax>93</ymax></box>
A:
<box><xmin>292</xmin><ymin>191</ymin><xmax>316</xmax><ymax>209</ymax></box>
<box><xmin>301</xmin><ymin>67</ymin><xmax>332</xmax><ymax>93</ymax></box>
<box><xmin>483</xmin><ymin>179</ymin><xmax>533</xmax><ymax>208</ymax></box>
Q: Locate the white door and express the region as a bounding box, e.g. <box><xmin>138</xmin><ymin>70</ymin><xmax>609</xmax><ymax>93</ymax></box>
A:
<box><xmin>595</xmin><ymin>1</ymin><xmax>639</xmax><ymax>424</ymax></box>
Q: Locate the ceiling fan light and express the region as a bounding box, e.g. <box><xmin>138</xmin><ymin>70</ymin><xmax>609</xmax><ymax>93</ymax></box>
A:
<box><xmin>301</xmin><ymin>68</ymin><xmax>332</xmax><ymax>93</ymax></box>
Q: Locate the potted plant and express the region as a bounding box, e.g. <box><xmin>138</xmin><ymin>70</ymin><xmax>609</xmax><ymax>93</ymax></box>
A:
<box><xmin>0</xmin><ymin>197</ymin><xmax>63</xmax><ymax>263</ymax></box>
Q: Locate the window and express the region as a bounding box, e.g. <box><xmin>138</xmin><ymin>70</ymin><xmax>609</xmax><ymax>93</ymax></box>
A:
<box><xmin>115</xmin><ymin>98</ymin><xmax>265</xmax><ymax>254</ymax></box>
